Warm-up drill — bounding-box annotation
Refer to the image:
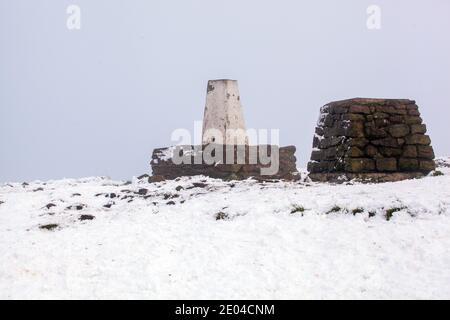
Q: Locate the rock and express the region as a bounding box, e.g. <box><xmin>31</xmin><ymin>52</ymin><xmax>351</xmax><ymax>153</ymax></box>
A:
<box><xmin>44</xmin><ymin>203</ymin><xmax>56</xmax><ymax>210</ymax></box>
<box><xmin>322</xmin><ymin>114</ymin><xmax>334</xmax><ymax>127</ymax></box>
<box><xmin>406</xmin><ymin>103</ymin><xmax>419</xmax><ymax>110</ymax></box>
<box><xmin>410</xmin><ymin>124</ymin><xmax>426</xmax><ymax>134</ymax></box>
<box><xmin>137</xmin><ymin>188</ymin><xmax>148</xmax><ymax>195</ymax></box>
<box><xmin>311</xmin><ymin>150</ymin><xmax>323</xmax><ymax>161</ymax></box>
<box><xmin>402</xmin><ymin>146</ymin><xmax>418</xmax><ymax>158</ymax></box>
<box><xmin>419</xmin><ymin>160</ymin><xmax>436</xmax><ymax>172</ymax></box>
<box><xmin>348</xmin><ymin>105</ymin><xmax>371</xmax><ymax>114</ymax></box>
<box><xmin>379</xmin><ymin>147</ymin><xmax>403</xmax><ymax>157</ymax></box>
<box><xmin>33</xmin><ymin>187</ymin><xmax>44</xmax><ymax>192</ymax></box>
<box><xmin>376</xmin><ymin>158</ymin><xmax>397</xmax><ymax>172</ymax></box>
<box><xmin>319</xmin><ymin>137</ymin><xmax>345</xmax><ymax>149</ymax></box>
<box><xmin>312</xmin><ymin>136</ymin><xmax>320</xmax><ymax>148</ymax></box>
<box><xmin>307</xmin><ymin>161</ymin><xmax>335</xmax><ymax>173</ymax></box>
<box><xmin>151</xmin><ymin>145</ymin><xmax>299</xmax><ymax>181</ymax></box>
<box><xmin>365</xmin><ymin>126</ymin><xmax>388</xmax><ymax>138</ymax></box>
<box><xmin>149</xmin><ymin>175</ymin><xmax>166</xmax><ymax>183</ymax></box>
<box><xmin>405</xmin><ymin>135</ymin><xmax>431</xmax><ymax>145</ymax></box>
<box><xmin>166</xmin><ymin>201</ymin><xmax>176</xmax><ymax>205</ymax></box>
<box><xmin>345</xmin><ymin>158</ymin><xmax>375</xmax><ymax>173</ymax></box>
<box><xmin>342</xmin><ymin>113</ymin><xmax>365</xmax><ymax>121</ymax></box>
<box><xmin>374</xmin><ymin>118</ymin><xmax>390</xmax><ymax>127</ymax></box>
<box><xmin>365</xmin><ymin>145</ymin><xmax>378</xmax><ymax>157</ymax></box>
<box><xmin>329</xmin><ymin>105</ymin><xmax>349</xmax><ymax>114</ymax></box>
<box><xmin>72</xmin><ymin>193</ymin><xmax>81</xmax><ymax>197</ymax></box>
<box><xmin>389</xmin><ymin>115</ymin><xmax>405</xmax><ymax>124</ymax></box>
<box><xmin>66</xmin><ymin>204</ymin><xmax>86</xmax><ymax>211</ymax></box>
<box><xmin>103</xmin><ymin>202</ymin><xmax>115</xmax><ymax>209</ymax></box>
<box><xmin>405</xmin><ymin>116</ymin><xmax>423</xmax><ymax>125</ymax></box>
<box><xmin>408</xmin><ymin>109</ymin><xmax>421</xmax><ymax>116</ymax></box>
<box><xmin>315</xmin><ymin>127</ymin><xmax>324</xmax><ymax>136</ymax></box>
<box><xmin>398</xmin><ymin>158</ymin><xmax>419</xmax><ymax>171</ymax></box>
<box><xmin>372</xmin><ymin>138</ymin><xmax>401</xmax><ymax>148</ymax></box>
<box><xmin>323</xmin><ymin>126</ymin><xmax>345</xmax><ymax>137</ymax></box>
<box><xmin>388</xmin><ymin>124</ymin><xmax>410</xmax><ymax>138</ymax></box>
<box><xmin>39</xmin><ymin>224</ymin><xmax>59</xmax><ymax>231</ymax></box>
<box><xmin>379</xmin><ymin>106</ymin><xmax>407</xmax><ymax>115</ymax></box>
<box><xmin>373</xmin><ymin>112</ymin><xmax>389</xmax><ymax>119</ymax></box>
<box><xmin>309</xmin><ymin>172</ymin><xmax>425</xmax><ymax>183</ymax></box>
<box><xmin>323</xmin><ymin>148</ymin><xmax>338</xmax><ymax>159</ymax></box>
<box><xmin>417</xmin><ymin>146</ymin><xmax>435</xmax><ymax>159</ymax></box>
<box><xmin>175</xmin><ymin>185</ymin><xmax>184</xmax><ymax>191</ymax></box>
<box><xmin>308</xmin><ymin>98</ymin><xmax>435</xmax><ymax>182</ymax></box>
<box><xmin>347</xmin><ymin>147</ymin><xmax>365</xmax><ymax>158</ymax></box>
<box><xmin>137</xmin><ymin>174</ymin><xmax>150</xmax><ymax>180</ymax></box>
<box><xmin>192</xmin><ymin>182</ymin><xmax>208</xmax><ymax>188</ymax></box>
<box><xmin>347</xmin><ymin>122</ymin><xmax>365</xmax><ymax>138</ymax></box>
<box><xmin>348</xmin><ymin>138</ymin><xmax>369</xmax><ymax>148</ymax></box>
<box><xmin>79</xmin><ymin>214</ymin><xmax>95</xmax><ymax>221</ymax></box>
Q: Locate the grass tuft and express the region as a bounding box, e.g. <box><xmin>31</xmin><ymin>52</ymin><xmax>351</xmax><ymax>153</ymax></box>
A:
<box><xmin>326</xmin><ymin>205</ymin><xmax>342</xmax><ymax>214</ymax></box>
<box><xmin>290</xmin><ymin>205</ymin><xmax>306</xmax><ymax>214</ymax></box>
<box><xmin>432</xmin><ymin>170</ymin><xmax>444</xmax><ymax>177</ymax></box>
<box><xmin>215</xmin><ymin>212</ymin><xmax>229</xmax><ymax>220</ymax></box>
<box><xmin>352</xmin><ymin>208</ymin><xmax>364</xmax><ymax>215</ymax></box>
<box><xmin>39</xmin><ymin>224</ymin><xmax>59</xmax><ymax>231</ymax></box>
<box><xmin>385</xmin><ymin>206</ymin><xmax>407</xmax><ymax>221</ymax></box>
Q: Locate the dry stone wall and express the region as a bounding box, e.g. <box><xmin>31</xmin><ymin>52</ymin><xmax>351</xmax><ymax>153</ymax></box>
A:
<box><xmin>151</xmin><ymin>145</ymin><xmax>300</xmax><ymax>181</ymax></box>
<box><xmin>308</xmin><ymin>98</ymin><xmax>436</xmax><ymax>182</ymax></box>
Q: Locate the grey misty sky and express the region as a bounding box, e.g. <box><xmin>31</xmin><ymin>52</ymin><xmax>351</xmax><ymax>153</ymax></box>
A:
<box><xmin>1</xmin><ymin>0</ymin><xmax>449</xmax><ymax>182</ymax></box>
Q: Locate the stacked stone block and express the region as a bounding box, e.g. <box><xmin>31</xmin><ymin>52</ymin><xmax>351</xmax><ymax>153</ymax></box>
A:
<box><xmin>151</xmin><ymin>145</ymin><xmax>300</xmax><ymax>181</ymax></box>
<box><xmin>308</xmin><ymin>98</ymin><xmax>436</xmax><ymax>182</ymax></box>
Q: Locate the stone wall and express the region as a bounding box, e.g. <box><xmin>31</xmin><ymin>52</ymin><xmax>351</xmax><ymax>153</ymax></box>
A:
<box><xmin>151</xmin><ymin>145</ymin><xmax>300</xmax><ymax>181</ymax></box>
<box><xmin>308</xmin><ymin>98</ymin><xmax>436</xmax><ymax>182</ymax></box>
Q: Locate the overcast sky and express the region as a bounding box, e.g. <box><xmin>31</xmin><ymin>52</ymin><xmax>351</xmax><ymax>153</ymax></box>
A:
<box><xmin>1</xmin><ymin>0</ymin><xmax>449</xmax><ymax>182</ymax></box>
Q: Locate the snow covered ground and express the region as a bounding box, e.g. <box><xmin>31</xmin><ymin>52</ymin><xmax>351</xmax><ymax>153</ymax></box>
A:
<box><xmin>1</xmin><ymin>158</ymin><xmax>450</xmax><ymax>300</ymax></box>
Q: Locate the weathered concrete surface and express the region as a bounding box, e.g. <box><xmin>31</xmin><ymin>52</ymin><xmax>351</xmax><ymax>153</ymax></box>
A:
<box><xmin>202</xmin><ymin>79</ymin><xmax>248</xmax><ymax>145</ymax></box>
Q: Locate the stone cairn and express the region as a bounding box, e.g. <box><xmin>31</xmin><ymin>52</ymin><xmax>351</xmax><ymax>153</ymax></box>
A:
<box><xmin>150</xmin><ymin>80</ymin><xmax>300</xmax><ymax>182</ymax></box>
<box><xmin>308</xmin><ymin>98</ymin><xmax>436</xmax><ymax>182</ymax></box>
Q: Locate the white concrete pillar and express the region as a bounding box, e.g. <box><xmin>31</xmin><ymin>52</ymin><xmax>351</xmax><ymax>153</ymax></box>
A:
<box><xmin>202</xmin><ymin>79</ymin><xmax>248</xmax><ymax>145</ymax></box>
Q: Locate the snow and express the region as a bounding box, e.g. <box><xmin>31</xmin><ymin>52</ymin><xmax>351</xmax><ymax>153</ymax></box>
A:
<box><xmin>1</xmin><ymin>159</ymin><xmax>450</xmax><ymax>299</ymax></box>
<box><xmin>313</xmin><ymin>133</ymin><xmax>324</xmax><ymax>142</ymax></box>
<box><xmin>317</xmin><ymin>112</ymin><xmax>328</xmax><ymax>127</ymax></box>
<box><xmin>157</xmin><ymin>146</ymin><xmax>176</xmax><ymax>161</ymax></box>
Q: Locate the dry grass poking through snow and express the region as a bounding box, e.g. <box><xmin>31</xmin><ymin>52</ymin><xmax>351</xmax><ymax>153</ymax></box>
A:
<box><xmin>0</xmin><ymin>158</ymin><xmax>450</xmax><ymax>299</ymax></box>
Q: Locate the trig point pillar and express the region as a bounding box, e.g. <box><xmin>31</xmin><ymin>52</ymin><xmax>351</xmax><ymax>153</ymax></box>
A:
<box><xmin>202</xmin><ymin>79</ymin><xmax>249</xmax><ymax>145</ymax></box>
<box><xmin>150</xmin><ymin>79</ymin><xmax>300</xmax><ymax>181</ymax></box>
